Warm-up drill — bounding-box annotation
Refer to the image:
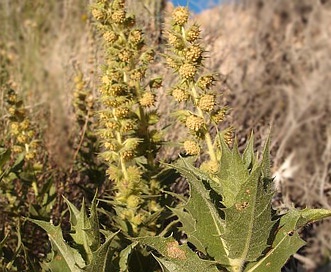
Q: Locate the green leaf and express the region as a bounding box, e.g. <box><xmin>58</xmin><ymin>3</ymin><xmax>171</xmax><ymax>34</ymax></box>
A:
<box><xmin>245</xmin><ymin>208</ymin><xmax>331</xmax><ymax>272</ymax></box>
<box><xmin>170</xmin><ymin>159</ymin><xmax>229</xmax><ymax>265</ymax></box>
<box><xmin>29</xmin><ymin>219</ymin><xmax>85</xmax><ymax>272</ymax></box>
<box><xmin>0</xmin><ymin>148</ymin><xmax>11</xmax><ymax>181</ymax></box>
<box><xmin>83</xmin><ymin>231</ymin><xmax>119</xmax><ymax>272</ymax></box>
<box><xmin>242</xmin><ymin>132</ymin><xmax>255</xmax><ymax>170</ymax></box>
<box><xmin>217</xmin><ymin>137</ymin><xmax>250</xmax><ymax>207</ymax></box>
<box><xmin>216</xmin><ymin>136</ymin><xmax>275</xmax><ymax>271</ymax></box>
<box><xmin>63</xmin><ymin>194</ymin><xmax>100</xmax><ymax>264</ymax></box>
<box><xmin>222</xmin><ymin>166</ymin><xmax>275</xmax><ymax>265</ymax></box>
<box><xmin>0</xmin><ymin>148</ymin><xmax>11</xmax><ymax>170</ymax></box>
<box><xmin>137</xmin><ymin>236</ymin><xmax>219</xmax><ymax>272</ymax></box>
<box><xmin>119</xmin><ymin>241</ymin><xmax>138</xmax><ymax>272</ymax></box>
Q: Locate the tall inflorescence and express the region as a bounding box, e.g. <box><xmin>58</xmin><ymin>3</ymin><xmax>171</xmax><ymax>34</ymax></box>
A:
<box><xmin>92</xmin><ymin>0</ymin><xmax>163</xmax><ymax>235</ymax></box>
<box><xmin>165</xmin><ymin>7</ymin><xmax>232</xmax><ymax>175</ymax></box>
<box><xmin>72</xmin><ymin>67</ymin><xmax>98</xmax><ymax>166</ymax></box>
<box><xmin>5</xmin><ymin>88</ymin><xmax>40</xmax><ymax>163</ymax></box>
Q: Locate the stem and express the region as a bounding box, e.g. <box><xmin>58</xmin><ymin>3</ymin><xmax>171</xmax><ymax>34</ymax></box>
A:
<box><xmin>115</xmin><ymin>129</ymin><xmax>129</xmax><ymax>180</ymax></box>
<box><xmin>191</xmin><ymin>85</ymin><xmax>217</xmax><ymax>162</ymax></box>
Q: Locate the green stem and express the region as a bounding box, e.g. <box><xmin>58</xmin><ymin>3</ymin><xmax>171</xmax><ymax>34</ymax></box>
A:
<box><xmin>115</xmin><ymin>129</ymin><xmax>129</xmax><ymax>181</ymax></box>
<box><xmin>191</xmin><ymin>85</ymin><xmax>217</xmax><ymax>162</ymax></box>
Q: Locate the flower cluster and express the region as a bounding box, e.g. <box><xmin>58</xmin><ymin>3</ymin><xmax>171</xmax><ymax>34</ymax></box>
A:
<box><xmin>165</xmin><ymin>7</ymin><xmax>231</xmax><ymax>169</ymax></box>
<box><xmin>5</xmin><ymin>89</ymin><xmax>39</xmax><ymax>161</ymax></box>
<box><xmin>73</xmin><ymin>70</ymin><xmax>94</xmax><ymax>127</ymax></box>
<box><xmin>92</xmin><ymin>0</ymin><xmax>162</xmax><ymax>235</ymax></box>
<box><xmin>72</xmin><ymin>67</ymin><xmax>99</xmax><ymax>165</ymax></box>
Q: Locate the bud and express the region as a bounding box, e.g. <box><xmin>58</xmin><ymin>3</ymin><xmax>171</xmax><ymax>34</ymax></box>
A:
<box><xmin>92</xmin><ymin>9</ymin><xmax>105</xmax><ymax>21</ymax></box>
<box><xmin>127</xmin><ymin>195</ymin><xmax>141</xmax><ymax>208</ymax></box>
<box><xmin>197</xmin><ymin>75</ymin><xmax>216</xmax><ymax>89</ymax></box>
<box><xmin>129</xmin><ymin>29</ymin><xmax>144</xmax><ymax>45</ymax></box>
<box><xmin>172</xmin><ymin>87</ymin><xmax>189</xmax><ymax>102</ymax></box>
<box><xmin>178</xmin><ymin>63</ymin><xmax>197</xmax><ymax>80</ymax></box>
<box><xmin>114</xmin><ymin>106</ymin><xmax>130</xmax><ymax>118</ymax></box>
<box><xmin>111</xmin><ymin>9</ymin><xmax>126</xmax><ymax>24</ymax></box>
<box><xmin>118</xmin><ymin>49</ymin><xmax>133</xmax><ymax>63</ymax></box>
<box><xmin>103</xmin><ymin>31</ymin><xmax>118</xmax><ymax>43</ymax></box>
<box><xmin>139</xmin><ymin>92</ymin><xmax>155</xmax><ymax>107</ymax></box>
<box><xmin>183</xmin><ymin>140</ymin><xmax>200</xmax><ymax>155</ymax></box>
<box><xmin>186</xmin><ymin>24</ymin><xmax>201</xmax><ymax>42</ymax></box>
<box><xmin>198</xmin><ymin>94</ymin><xmax>215</xmax><ymax>112</ymax></box>
<box><xmin>184</xmin><ymin>44</ymin><xmax>203</xmax><ymax>63</ymax></box>
<box><xmin>172</xmin><ymin>7</ymin><xmax>189</xmax><ymax>26</ymax></box>
<box><xmin>185</xmin><ymin>115</ymin><xmax>204</xmax><ymax>132</ymax></box>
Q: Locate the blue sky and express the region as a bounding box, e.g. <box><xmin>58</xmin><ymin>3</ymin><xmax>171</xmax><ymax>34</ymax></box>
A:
<box><xmin>171</xmin><ymin>0</ymin><xmax>222</xmax><ymax>13</ymax></box>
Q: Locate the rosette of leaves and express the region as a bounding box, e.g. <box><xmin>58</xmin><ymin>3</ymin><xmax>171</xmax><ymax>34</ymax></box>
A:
<box><xmin>92</xmin><ymin>0</ymin><xmax>164</xmax><ymax>236</ymax></box>
<box><xmin>164</xmin><ymin>6</ymin><xmax>232</xmax><ymax>173</ymax></box>
<box><xmin>137</xmin><ymin>134</ymin><xmax>331</xmax><ymax>272</ymax></box>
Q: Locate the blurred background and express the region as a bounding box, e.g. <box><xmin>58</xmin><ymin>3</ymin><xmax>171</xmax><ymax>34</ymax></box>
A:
<box><xmin>171</xmin><ymin>0</ymin><xmax>224</xmax><ymax>13</ymax></box>
<box><xmin>1</xmin><ymin>0</ymin><xmax>330</xmax><ymax>271</ymax></box>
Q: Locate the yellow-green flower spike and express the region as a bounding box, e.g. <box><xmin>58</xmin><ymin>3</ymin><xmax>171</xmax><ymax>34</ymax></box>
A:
<box><xmin>92</xmin><ymin>0</ymin><xmax>163</xmax><ymax>236</ymax></box>
<box><xmin>164</xmin><ymin>6</ymin><xmax>231</xmax><ymax>165</ymax></box>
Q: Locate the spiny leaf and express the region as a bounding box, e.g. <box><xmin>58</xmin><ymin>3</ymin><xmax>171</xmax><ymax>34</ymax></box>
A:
<box><xmin>242</xmin><ymin>132</ymin><xmax>255</xmax><ymax>170</ymax></box>
<box><xmin>119</xmin><ymin>241</ymin><xmax>138</xmax><ymax>272</ymax></box>
<box><xmin>29</xmin><ymin>219</ymin><xmax>85</xmax><ymax>272</ymax></box>
<box><xmin>245</xmin><ymin>208</ymin><xmax>331</xmax><ymax>272</ymax></box>
<box><xmin>217</xmin><ymin>137</ymin><xmax>250</xmax><ymax>207</ymax></box>
<box><xmin>63</xmin><ymin>194</ymin><xmax>100</xmax><ymax>263</ymax></box>
<box><xmin>0</xmin><ymin>148</ymin><xmax>10</xmax><ymax>170</ymax></box>
<box><xmin>171</xmin><ymin>159</ymin><xmax>229</xmax><ymax>265</ymax></box>
<box><xmin>83</xmin><ymin>231</ymin><xmax>119</xmax><ymax>272</ymax></box>
<box><xmin>137</xmin><ymin>236</ymin><xmax>219</xmax><ymax>272</ymax></box>
<box><xmin>222</xmin><ymin>166</ymin><xmax>275</xmax><ymax>264</ymax></box>
<box><xmin>222</xmin><ymin>138</ymin><xmax>275</xmax><ymax>262</ymax></box>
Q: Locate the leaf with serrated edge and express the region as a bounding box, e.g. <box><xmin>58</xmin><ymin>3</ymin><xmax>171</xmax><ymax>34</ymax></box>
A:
<box><xmin>137</xmin><ymin>236</ymin><xmax>219</xmax><ymax>272</ymax></box>
<box><xmin>242</xmin><ymin>132</ymin><xmax>255</xmax><ymax>170</ymax></box>
<box><xmin>218</xmin><ymin>138</ymin><xmax>250</xmax><ymax>207</ymax></box>
<box><xmin>83</xmin><ymin>231</ymin><xmax>119</xmax><ymax>272</ymax></box>
<box><xmin>63</xmin><ymin>195</ymin><xmax>100</xmax><ymax>264</ymax></box>
<box><xmin>119</xmin><ymin>241</ymin><xmax>138</xmax><ymax>272</ymax></box>
<box><xmin>171</xmin><ymin>159</ymin><xmax>228</xmax><ymax>265</ymax></box>
<box><xmin>221</xmin><ymin>136</ymin><xmax>276</xmax><ymax>269</ymax></box>
<box><xmin>222</xmin><ymin>166</ymin><xmax>275</xmax><ymax>266</ymax></box>
<box><xmin>29</xmin><ymin>219</ymin><xmax>85</xmax><ymax>271</ymax></box>
<box><xmin>245</xmin><ymin>208</ymin><xmax>331</xmax><ymax>272</ymax></box>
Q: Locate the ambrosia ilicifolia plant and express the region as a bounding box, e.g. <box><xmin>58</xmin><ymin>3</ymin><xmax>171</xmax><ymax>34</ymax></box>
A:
<box><xmin>136</xmin><ymin>6</ymin><xmax>331</xmax><ymax>272</ymax></box>
<box><xmin>91</xmin><ymin>0</ymin><xmax>164</xmax><ymax>236</ymax></box>
<box><xmin>25</xmin><ymin>2</ymin><xmax>331</xmax><ymax>272</ymax></box>
<box><xmin>164</xmin><ymin>6</ymin><xmax>232</xmax><ymax>172</ymax></box>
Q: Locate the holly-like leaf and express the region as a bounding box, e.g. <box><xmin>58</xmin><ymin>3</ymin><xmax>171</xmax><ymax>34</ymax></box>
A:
<box><xmin>63</xmin><ymin>194</ymin><xmax>100</xmax><ymax>263</ymax></box>
<box><xmin>217</xmin><ymin>138</ymin><xmax>250</xmax><ymax>207</ymax></box>
<box><xmin>83</xmin><ymin>231</ymin><xmax>119</xmax><ymax>272</ymax></box>
<box><xmin>242</xmin><ymin>132</ymin><xmax>256</xmax><ymax>170</ymax></box>
<box><xmin>119</xmin><ymin>241</ymin><xmax>138</xmax><ymax>272</ymax></box>
<box><xmin>245</xmin><ymin>208</ymin><xmax>331</xmax><ymax>272</ymax></box>
<box><xmin>170</xmin><ymin>159</ymin><xmax>228</xmax><ymax>265</ymax></box>
<box><xmin>137</xmin><ymin>236</ymin><xmax>219</xmax><ymax>272</ymax></box>
<box><xmin>29</xmin><ymin>219</ymin><xmax>85</xmax><ymax>272</ymax></box>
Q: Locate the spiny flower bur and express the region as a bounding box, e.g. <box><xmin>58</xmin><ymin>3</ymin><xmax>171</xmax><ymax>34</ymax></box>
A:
<box><xmin>5</xmin><ymin>89</ymin><xmax>40</xmax><ymax>163</ymax></box>
<box><xmin>165</xmin><ymin>6</ymin><xmax>231</xmax><ymax>164</ymax></box>
<box><xmin>93</xmin><ymin>0</ymin><xmax>163</xmax><ymax>235</ymax></box>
